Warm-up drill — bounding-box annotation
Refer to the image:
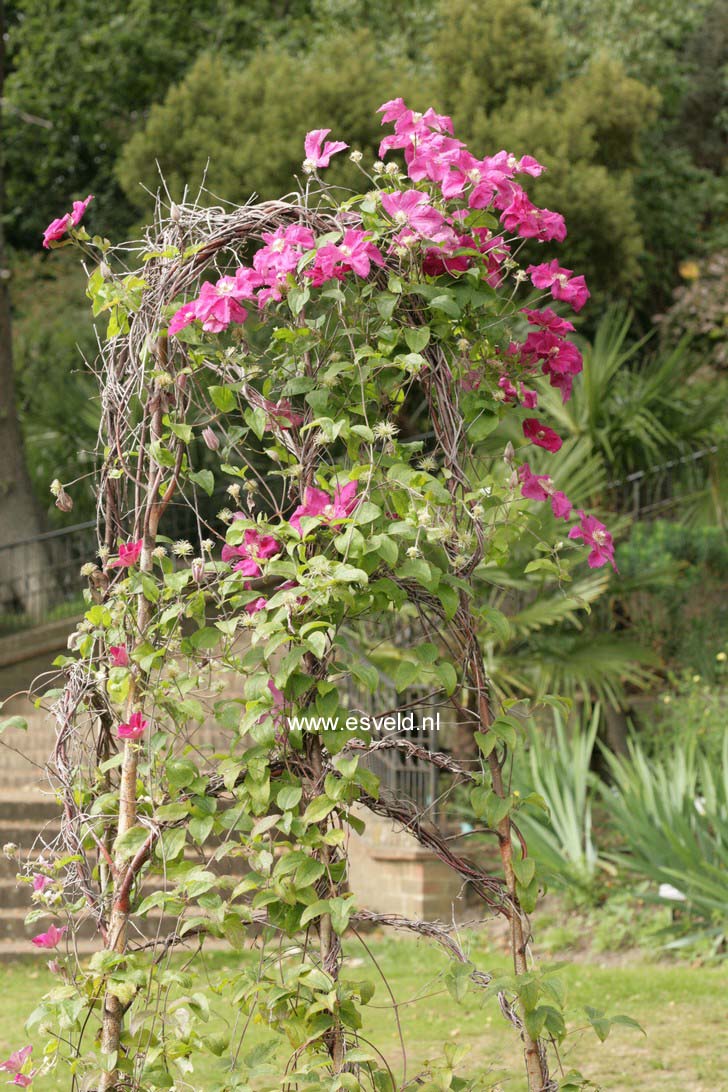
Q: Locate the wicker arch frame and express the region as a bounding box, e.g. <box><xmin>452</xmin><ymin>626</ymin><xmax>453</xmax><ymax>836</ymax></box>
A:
<box><xmin>43</xmin><ymin>195</ymin><xmax>557</xmax><ymax>1092</ymax></box>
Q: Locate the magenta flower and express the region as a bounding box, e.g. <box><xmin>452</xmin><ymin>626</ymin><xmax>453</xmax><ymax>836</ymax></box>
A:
<box><xmin>499</xmin><ymin>187</ymin><xmax>566</xmax><ymax>242</ymax></box>
<box><xmin>194</xmin><ymin>280</ymin><xmax>248</xmax><ymax>333</ymax></box>
<box><xmin>521</xmin><ymin>384</ymin><xmax>538</xmax><ymax>409</ymax></box>
<box><xmin>222</xmin><ymin>528</ymin><xmax>281</xmax><ymax>576</ymax></box>
<box><xmin>42</xmin><ymin>214</ymin><xmax>72</xmax><ymax>249</ymax></box>
<box><xmin>244</xmin><ymin>596</ymin><xmax>268</xmax><ymax>614</ymax></box>
<box><xmin>109</xmin><ymin>645</ymin><xmax>129</xmax><ymax>667</ymax></box>
<box><xmin>168</xmin><ymin>266</ymin><xmax>261</xmax><ymax>337</ymax></box>
<box><xmin>108</xmin><ymin>539</ymin><xmax>143</xmax><ymax>568</ymax></box>
<box><xmin>569</xmin><ymin>511</ymin><xmax>617</xmax><ymax>570</ymax></box>
<box><xmin>380</xmin><ymin>190</ymin><xmax>453</xmax><ymax>245</ymax></box>
<box><xmin>261</xmin><ymin>398</ymin><xmax>304</xmax><ymax>431</ymax></box>
<box><xmin>168</xmin><ymin>300</ymin><xmax>198</xmax><ymax>337</ymax></box>
<box><xmin>32</xmin><ymin>874</ymin><xmax>51</xmax><ymax>894</ymax></box>
<box><xmin>117</xmin><ymin>711</ymin><xmax>148</xmax><ymax>741</ymax></box>
<box><xmin>527</xmin><ymin>260</ymin><xmax>590</xmax><ymax>312</ymax></box>
<box><xmin>70</xmin><ymin>195</ymin><xmax>94</xmax><ymax>225</ymax></box>
<box><xmin>290</xmin><ymin>481</ymin><xmax>360</xmax><ymax>534</ymax></box>
<box><xmin>522</xmin><ymin>418</ymin><xmax>563</xmax><ymax>453</ymax></box>
<box><xmin>12</xmin><ymin>1076</ymin><xmax>35</xmax><ymax>1088</ymax></box>
<box><xmin>498</xmin><ymin>376</ymin><xmax>519</xmax><ymax>403</ymax></box>
<box><xmin>304</xmin><ymin>128</ymin><xmax>348</xmax><ymax>168</ymax></box>
<box><xmin>0</xmin><ymin>1047</ymin><xmax>33</xmax><ymax>1075</ymax></box>
<box><xmin>522</xmin><ymin>308</ymin><xmax>575</xmax><ymax>336</ymax></box>
<box><xmin>518</xmin><ymin>464</ymin><xmax>572</xmax><ymax>521</ymax></box>
<box><xmin>310</xmin><ymin>229</ymin><xmax>384</xmax><ymax>286</ymax></box>
<box><xmin>31</xmin><ymin>924</ymin><xmax>67</xmax><ymax>949</ymax></box>
<box><xmin>42</xmin><ymin>194</ymin><xmax>93</xmax><ymax>248</ymax></box>
<box><xmin>253</xmin><ymin>225</ymin><xmax>314</xmax><ymax>296</ymax></box>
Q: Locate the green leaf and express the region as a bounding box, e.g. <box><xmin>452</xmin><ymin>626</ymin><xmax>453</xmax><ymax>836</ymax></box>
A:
<box><xmin>190</xmin><ymin>469</ymin><xmax>214</xmax><ymax>495</ymax></box>
<box><xmin>513</xmin><ymin>856</ymin><xmax>536</xmax><ymax>888</ymax></box>
<box><xmin>166</xmin><ymin>758</ymin><xmax>198</xmax><ymax>791</ymax></box>
<box><xmin>114</xmin><ymin>825</ymin><xmax>149</xmax><ymax>859</ymax></box>
<box><xmin>208</xmin><ymin>385</ymin><xmax>236</xmax><ymax>412</ymax></box>
<box><xmin>277</xmin><ymin>785</ymin><xmax>303</xmax><ymax>811</ymax></box>
<box><xmin>404</xmin><ymin>327</ymin><xmax>430</xmax><ymax>353</ymax></box>
<box><xmin>156</xmin><ymin>827</ymin><xmax>186</xmax><ymax>861</ymax></box>
<box><xmin>0</xmin><ymin>716</ymin><xmax>28</xmax><ymax>735</ymax></box>
<box><xmin>303</xmin><ymin>796</ymin><xmax>335</xmax><ymax>824</ymax></box>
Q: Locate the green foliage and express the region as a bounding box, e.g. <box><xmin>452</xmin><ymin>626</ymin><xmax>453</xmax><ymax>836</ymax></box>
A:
<box><xmin>513</xmin><ymin>707</ymin><xmax>606</xmax><ymax>900</ymax></box>
<box><xmin>616</xmin><ymin>523</ymin><xmax>728</xmax><ymax>673</ymax></box>
<box><xmin>601</xmin><ymin>737</ymin><xmax>728</xmax><ymax>951</ymax></box>
<box><xmin>117</xmin><ymin>36</ymin><xmax>424</xmax><ymax>209</ymax></box>
<box><xmin>11</xmin><ymin>251</ymin><xmax>99</xmax><ymax>521</ymax></box>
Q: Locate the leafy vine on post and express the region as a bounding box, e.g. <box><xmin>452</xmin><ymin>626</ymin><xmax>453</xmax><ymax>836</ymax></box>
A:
<box><xmin>7</xmin><ymin>101</ymin><xmax>618</xmax><ymax>1092</ymax></box>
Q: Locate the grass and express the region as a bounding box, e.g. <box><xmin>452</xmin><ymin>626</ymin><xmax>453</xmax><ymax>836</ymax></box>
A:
<box><xmin>1</xmin><ymin>932</ymin><xmax>727</xmax><ymax>1091</ymax></box>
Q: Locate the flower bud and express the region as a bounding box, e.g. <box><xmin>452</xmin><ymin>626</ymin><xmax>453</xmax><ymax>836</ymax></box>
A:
<box><xmin>191</xmin><ymin>558</ymin><xmax>205</xmax><ymax>583</ymax></box>
<box><xmin>55</xmin><ymin>486</ymin><xmax>74</xmax><ymax>513</ymax></box>
<box><xmin>202</xmin><ymin>427</ymin><xmax>219</xmax><ymax>451</ymax></box>
<box><xmin>503</xmin><ymin>442</ymin><xmax>515</xmax><ymax>465</ymax></box>
<box><xmin>170</xmin><ymin>203</ymin><xmax>181</xmax><ymax>222</ymax></box>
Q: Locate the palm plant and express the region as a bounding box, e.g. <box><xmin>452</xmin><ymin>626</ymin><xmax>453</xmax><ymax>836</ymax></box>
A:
<box><xmin>601</xmin><ymin>736</ymin><xmax>728</xmax><ymax>947</ymax></box>
<box><xmin>539</xmin><ymin>304</ymin><xmax>726</xmax><ymax>522</ymax></box>
<box><xmin>513</xmin><ymin>706</ymin><xmax>607</xmax><ymax>900</ymax></box>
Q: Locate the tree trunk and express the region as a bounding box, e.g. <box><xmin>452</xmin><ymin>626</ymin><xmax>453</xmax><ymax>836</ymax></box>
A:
<box><xmin>0</xmin><ymin>0</ymin><xmax>49</xmax><ymax>616</ymax></box>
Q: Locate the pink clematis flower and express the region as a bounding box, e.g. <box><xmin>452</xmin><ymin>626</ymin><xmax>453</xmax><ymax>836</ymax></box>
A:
<box><xmin>260</xmin><ymin>397</ymin><xmax>304</xmax><ymax>431</ymax></box>
<box><xmin>290</xmin><ymin>481</ymin><xmax>360</xmax><ymax>535</ymax></box>
<box><xmin>108</xmin><ymin>540</ymin><xmax>143</xmax><ymax>568</ymax></box>
<box><xmin>522</xmin><ymin>418</ymin><xmax>563</xmax><ymax>453</ymax></box>
<box><xmin>109</xmin><ymin>645</ymin><xmax>129</xmax><ymax>667</ymax></box>
<box><xmin>31</xmin><ymin>924</ymin><xmax>67</xmax><ymax>949</ymax></box>
<box><xmin>0</xmin><ymin>1048</ymin><xmax>33</xmax><ymax>1075</ymax></box>
<box><xmin>222</xmin><ymin>528</ymin><xmax>281</xmax><ymax>577</ymax></box>
<box><xmin>168</xmin><ymin>300</ymin><xmax>198</xmax><ymax>337</ymax></box>
<box><xmin>304</xmin><ymin>128</ymin><xmax>348</xmax><ymax>168</ymax></box>
<box><xmin>42</xmin><ymin>214</ymin><xmax>72</xmax><ymax>249</ymax></box>
<box><xmin>380</xmin><ymin>190</ymin><xmax>453</xmax><ymax>245</ymax></box>
<box><xmin>518</xmin><ymin>464</ymin><xmax>572</xmax><ymax>520</ymax></box>
<box><xmin>522</xmin><ymin>307</ymin><xmax>575</xmax><ymax>336</ymax></box>
<box><xmin>42</xmin><ymin>195</ymin><xmax>93</xmax><ymax>248</ymax></box>
<box><xmin>70</xmin><ymin>195</ymin><xmax>94</xmax><ymax>225</ymax></box>
<box><xmin>527</xmin><ymin>261</ymin><xmax>590</xmax><ymax>312</ymax></box>
<box><xmin>569</xmin><ymin>511</ymin><xmax>617</xmax><ymax>570</ymax></box>
<box><xmin>244</xmin><ymin>596</ymin><xmax>268</xmax><ymax>614</ymax></box>
<box><xmin>32</xmin><ymin>874</ymin><xmax>52</xmax><ymax>894</ymax></box>
<box><xmin>499</xmin><ymin>187</ymin><xmax>566</xmax><ymax>242</ymax></box>
<box><xmin>309</xmin><ymin>229</ymin><xmax>385</xmax><ymax>286</ymax></box>
<box><xmin>117</xmin><ymin>711</ymin><xmax>148</xmax><ymax>741</ymax></box>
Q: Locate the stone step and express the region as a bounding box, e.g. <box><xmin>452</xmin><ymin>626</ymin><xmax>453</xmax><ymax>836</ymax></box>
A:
<box><xmin>0</xmin><ymin>794</ymin><xmax>63</xmax><ymax>823</ymax></box>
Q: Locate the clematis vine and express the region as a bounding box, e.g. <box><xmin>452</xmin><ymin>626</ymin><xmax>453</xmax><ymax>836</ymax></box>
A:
<box><xmin>108</xmin><ymin>540</ymin><xmax>143</xmax><ymax>568</ymax></box>
<box><xmin>109</xmin><ymin>645</ymin><xmax>129</xmax><ymax>667</ymax></box>
<box><xmin>42</xmin><ymin>195</ymin><xmax>93</xmax><ymax>248</ymax></box>
<box><xmin>518</xmin><ymin>464</ymin><xmax>572</xmax><ymax>520</ymax></box>
<box><xmin>569</xmin><ymin>512</ymin><xmax>617</xmax><ymax>570</ymax></box>
<box><xmin>527</xmin><ymin>260</ymin><xmax>590</xmax><ymax>312</ymax></box>
<box><xmin>0</xmin><ymin>1046</ymin><xmax>36</xmax><ymax>1088</ymax></box>
<box><xmin>522</xmin><ymin>417</ymin><xmax>563</xmax><ymax>453</ymax></box>
<box><xmin>31</xmin><ymin>925</ymin><xmax>67</xmax><ymax>949</ymax></box>
<box><xmin>290</xmin><ymin>481</ymin><xmax>360</xmax><ymax>534</ymax></box>
<box><xmin>221</xmin><ymin>527</ymin><xmax>281</xmax><ymax>576</ymax></box>
<box><xmin>303</xmin><ymin>128</ymin><xmax>348</xmax><ymax>170</ymax></box>
<box><xmin>117</xmin><ymin>712</ymin><xmax>148</xmax><ymax>741</ymax></box>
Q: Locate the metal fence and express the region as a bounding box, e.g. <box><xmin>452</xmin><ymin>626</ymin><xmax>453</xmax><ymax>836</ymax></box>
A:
<box><xmin>0</xmin><ymin>521</ymin><xmax>96</xmax><ymax>629</ymax></box>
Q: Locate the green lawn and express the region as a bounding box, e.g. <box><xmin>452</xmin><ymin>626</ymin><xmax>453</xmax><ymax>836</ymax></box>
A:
<box><xmin>1</xmin><ymin>933</ymin><xmax>726</xmax><ymax>1090</ymax></box>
